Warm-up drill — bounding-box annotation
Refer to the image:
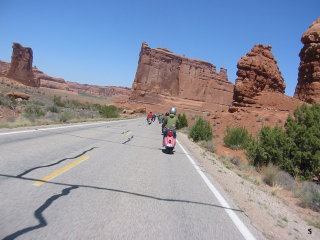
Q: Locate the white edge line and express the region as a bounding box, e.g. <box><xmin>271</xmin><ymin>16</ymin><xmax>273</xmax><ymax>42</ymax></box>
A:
<box><xmin>0</xmin><ymin>118</ymin><xmax>139</xmax><ymax>136</ymax></box>
<box><xmin>177</xmin><ymin>140</ymin><xmax>256</xmax><ymax>240</ymax></box>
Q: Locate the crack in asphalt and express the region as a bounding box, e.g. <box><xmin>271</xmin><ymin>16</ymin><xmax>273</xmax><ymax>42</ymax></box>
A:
<box><xmin>2</xmin><ymin>185</ymin><xmax>78</xmax><ymax>240</ymax></box>
<box><xmin>16</xmin><ymin>147</ymin><xmax>98</xmax><ymax>178</ymax></box>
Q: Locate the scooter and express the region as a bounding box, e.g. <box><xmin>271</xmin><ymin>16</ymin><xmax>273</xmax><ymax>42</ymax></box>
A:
<box><xmin>163</xmin><ymin>129</ymin><xmax>176</xmax><ymax>154</ymax></box>
<box><xmin>147</xmin><ymin>118</ymin><xmax>152</xmax><ymax>125</ymax></box>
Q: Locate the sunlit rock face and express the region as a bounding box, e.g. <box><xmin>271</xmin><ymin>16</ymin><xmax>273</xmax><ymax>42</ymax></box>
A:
<box><xmin>294</xmin><ymin>17</ymin><xmax>320</xmax><ymax>104</ymax></box>
<box><xmin>233</xmin><ymin>44</ymin><xmax>285</xmax><ymax>106</ymax></box>
<box><xmin>7</xmin><ymin>43</ymin><xmax>39</xmax><ymax>87</ymax></box>
<box><xmin>130</xmin><ymin>42</ymin><xmax>234</xmax><ymax>111</ymax></box>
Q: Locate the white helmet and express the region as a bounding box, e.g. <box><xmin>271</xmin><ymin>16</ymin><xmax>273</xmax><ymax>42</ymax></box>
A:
<box><xmin>169</xmin><ymin>107</ymin><xmax>177</xmax><ymax>115</ymax></box>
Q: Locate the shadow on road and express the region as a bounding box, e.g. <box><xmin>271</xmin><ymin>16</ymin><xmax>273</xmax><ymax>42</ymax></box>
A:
<box><xmin>0</xmin><ymin>173</ymin><xmax>244</xmax><ymax>239</ymax></box>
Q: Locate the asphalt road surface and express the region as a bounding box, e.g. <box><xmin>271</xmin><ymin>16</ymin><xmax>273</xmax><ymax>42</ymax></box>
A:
<box><xmin>0</xmin><ymin>118</ymin><xmax>262</xmax><ymax>240</ymax></box>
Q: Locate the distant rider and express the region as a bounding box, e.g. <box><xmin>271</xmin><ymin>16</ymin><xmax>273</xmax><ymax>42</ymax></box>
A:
<box><xmin>147</xmin><ymin>112</ymin><xmax>153</xmax><ymax>120</ymax></box>
<box><xmin>162</xmin><ymin>107</ymin><xmax>180</xmax><ymax>138</ymax></box>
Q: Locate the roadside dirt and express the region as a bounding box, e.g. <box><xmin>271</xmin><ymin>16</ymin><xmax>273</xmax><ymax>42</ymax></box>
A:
<box><xmin>178</xmin><ymin>133</ymin><xmax>320</xmax><ymax>240</ymax></box>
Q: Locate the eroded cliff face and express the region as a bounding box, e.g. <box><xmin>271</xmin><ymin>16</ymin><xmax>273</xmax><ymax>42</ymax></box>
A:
<box><xmin>33</xmin><ymin>67</ymin><xmax>70</xmax><ymax>91</ymax></box>
<box><xmin>0</xmin><ymin>60</ymin><xmax>10</xmax><ymax>76</ymax></box>
<box><xmin>7</xmin><ymin>43</ymin><xmax>39</xmax><ymax>87</ymax></box>
<box><xmin>294</xmin><ymin>17</ymin><xmax>320</xmax><ymax>103</ymax></box>
<box><xmin>130</xmin><ymin>43</ymin><xmax>234</xmax><ymax>111</ymax></box>
<box><xmin>66</xmin><ymin>81</ymin><xmax>131</xmax><ymax>100</ymax></box>
<box><xmin>233</xmin><ymin>44</ymin><xmax>285</xmax><ymax>106</ymax></box>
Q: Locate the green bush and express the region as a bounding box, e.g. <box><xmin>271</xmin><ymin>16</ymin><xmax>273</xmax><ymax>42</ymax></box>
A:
<box><xmin>177</xmin><ymin>113</ymin><xmax>188</xmax><ymax>129</ymax></box>
<box><xmin>0</xmin><ymin>94</ymin><xmax>17</xmax><ymax>110</ymax></box>
<box><xmin>246</xmin><ymin>104</ymin><xmax>320</xmax><ymax>180</ymax></box>
<box><xmin>285</xmin><ymin>104</ymin><xmax>320</xmax><ymax>179</ymax></box>
<box><xmin>46</xmin><ymin>105</ymin><xmax>59</xmax><ymax>113</ymax></box>
<box><xmin>98</xmin><ymin>105</ymin><xmax>119</xmax><ymax>118</ymax></box>
<box><xmin>59</xmin><ymin>112</ymin><xmax>72</xmax><ymax>122</ymax></box>
<box><xmin>53</xmin><ymin>96</ymin><xmax>65</xmax><ymax>107</ymax></box>
<box><xmin>188</xmin><ymin>117</ymin><xmax>212</xmax><ymax>142</ymax></box>
<box><xmin>24</xmin><ymin>105</ymin><xmax>45</xmax><ymax>119</ymax></box>
<box><xmin>223</xmin><ymin>126</ymin><xmax>252</xmax><ymax>150</ymax></box>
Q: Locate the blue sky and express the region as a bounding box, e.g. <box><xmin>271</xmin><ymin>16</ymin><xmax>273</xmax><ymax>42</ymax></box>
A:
<box><xmin>0</xmin><ymin>0</ymin><xmax>319</xmax><ymax>96</ymax></box>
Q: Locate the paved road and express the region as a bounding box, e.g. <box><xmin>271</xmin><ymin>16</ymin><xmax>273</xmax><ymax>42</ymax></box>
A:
<box><xmin>0</xmin><ymin>118</ymin><xmax>261</xmax><ymax>240</ymax></box>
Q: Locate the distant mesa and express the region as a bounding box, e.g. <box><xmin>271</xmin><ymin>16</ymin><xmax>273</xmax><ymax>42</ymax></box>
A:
<box><xmin>7</xmin><ymin>43</ymin><xmax>39</xmax><ymax>87</ymax></box>
<box><xmin>129</xmin><ymin>42</ymin><xmax>234</xmax><ymax>112</ymax></box>
<box><xmin>294</xmin><ymin>17</ymin><xmax>320</xmax><ymax>104</ymax></box>
<box><xmin>233</xmin><ymin>44</ymin><xmax>286</xmax><ymax>107</ymax></box>
<box><xmin>0</xmin><ymin>42</ymin><xmax>131</xmax><ymax>100</ymax></box>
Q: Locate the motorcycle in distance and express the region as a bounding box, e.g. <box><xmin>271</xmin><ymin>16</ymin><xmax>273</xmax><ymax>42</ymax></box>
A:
<box><xmin>163</xmin><ymin>128</ymin><xmax>176</xmax><ymax>154</ymax></box>
<box><xmin>147</xmin><ymin>117</ymin><xmax>152</xmax><ymax>125</ymax></box>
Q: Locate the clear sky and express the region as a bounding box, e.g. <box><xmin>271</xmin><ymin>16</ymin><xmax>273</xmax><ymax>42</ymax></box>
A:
<box><xmin>0</xmin><ymin>0</ymin><xmax>319</xmax><ymax>96</ymax></box>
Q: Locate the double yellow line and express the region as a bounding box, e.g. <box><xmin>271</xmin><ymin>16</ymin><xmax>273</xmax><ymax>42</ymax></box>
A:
<box><xmin>33</xmin><ymin>155</ymin><xmax>90</xmax><ymax>186</ymax></box>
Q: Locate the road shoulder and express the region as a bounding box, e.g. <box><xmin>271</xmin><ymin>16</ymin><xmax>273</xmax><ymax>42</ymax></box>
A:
<box><xmin>177</xmin><ymin>132</ymin><xmax>320</xmax><ymax>240</ymax></box>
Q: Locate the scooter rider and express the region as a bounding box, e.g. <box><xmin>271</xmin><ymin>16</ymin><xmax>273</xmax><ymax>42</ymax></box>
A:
<box><xmin>162</xmin><ymin>107</ymin><xmax>180</xmax><ymax>138</ymax></box>
<box><xmin>147</xmin><ymin>112</ymin><xmax>153</xmax><ymax>119</ymax></box>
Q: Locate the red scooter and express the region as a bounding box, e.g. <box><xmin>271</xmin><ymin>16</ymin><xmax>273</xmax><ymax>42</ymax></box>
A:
<box><xmin>163</xmin><ymin>129</ymin><xmax>176</xmax><ymax>154</ymax></box>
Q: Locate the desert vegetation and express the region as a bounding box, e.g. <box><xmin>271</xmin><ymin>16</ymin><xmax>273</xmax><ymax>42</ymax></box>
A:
<box><xmin>0</xmin><ymin>92</ymin><xmax>122</xmax><ymax>128</ymax></box>
<box><xmin>222</xmin><ymin>103</ymin><xmax>320</xmax><ymax>213</ymax></box>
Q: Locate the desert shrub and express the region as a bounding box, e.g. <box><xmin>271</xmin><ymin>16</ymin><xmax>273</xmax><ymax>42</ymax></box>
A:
<box><xmin>223</xmin><ymin>126</ymin><xmax>252</xmax><ymax>150</ymax></box>
<box><xmin>247</xmin><ymin>104</ymin><xmax>320</xmax><ymax>180</ymax></box>
<box><xmin>275</xmin><ymin>171</ymin><xmax>296</xmax><ymax>191</ymax></box>
<box><xmin>262</xmin><ymin>164</ymin><xmax>281</xmax><ymax>186</ymax></box>
<box><xmin>199</xmin><ymin>140</ymin><xmax>216</xmax><ymax>153</ymax></box>
<box><xmin>188</xmin><ymin>117</ymin><xmax>212</xmax><ymax>142</ymax></box>
<box><xmin>284</xmin><ymin>104</ymin><xmax>320</xmax><ymax>180</ymax></box>
<box><xmin>229</xmin><ymin>156</ymin><xmax>241</xmax><ymax>166</ymax></box>
<box><xmin>177</xmin><ymin>113</ymin><xmax>188</xmax><ymax>129</ymax></box>
<box><xmin>98</xmin><ymin>105</ymin><xmax>119</xmax><ymax>118</ymax></box>
<box><xmin>44</xmin><ymin>112</ymin><xmax>59</xmax><ymax>122</ymax></box>
<box><xmin>24</xmin><ymin>105</ymin><xmax>45</xmax><ymax>119</ymax></box>
<box><xmin>46</xmin><ymin>105</ymin><xmax>59</xmax><ymax>113</ymax></box>
<box><xmin>32</xmin><ymin>100</ymin><xmax>45</xmax><ymax>106</ymax></box>
<box><xmin>59</xmin><ymin>112</ymin><xmax>72</xmax><ymax>122</ymax></box>
<box><xmin>246</xmin><ymin>126</ymin><xmax>297</xmax><ymax>175</ymax></box>
<box><xmin>295</xmin><ymin>182</ymin><xmax>320</xmax><ymax>212</ymax></box>
<box><xmin>53</xmin><ymin>96</ymin><xmax>65</xmax><ymax>107</ymax></box>
<box><xmin>0</xmin><ymin>94</ymin><xmax>17</xmax><ymax>109</ymax></box>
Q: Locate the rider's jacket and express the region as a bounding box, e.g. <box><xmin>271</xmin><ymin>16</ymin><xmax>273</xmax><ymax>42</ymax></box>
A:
<box><xmin>147</xmin><ymin>113</ymin><xmax>153</xmax><ymax>118</ymax></box>
<box><xmin>163</xmin><ymin>114</ymin><xmax>179</xmax><ymax>129</ymax></box>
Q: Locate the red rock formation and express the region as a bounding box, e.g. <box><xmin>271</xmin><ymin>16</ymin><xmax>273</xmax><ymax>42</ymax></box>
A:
<box><xmin>233</xmin><ymin>44</ymin><xmax>285</xmax><ymax>106</ymax></box>
<box><xmin>33</xmin><ymin>67</ymin><xmax>70</xmax><ymax>91</ymax></box>
<box><xmin>130</xmin><ymin>42</ymin><xmax>234</xmax><ymax>112</ymax></box>
<box><xmin>6</xmin><ymin>92</ymin><xmax>30</xmax><ymax>100</ymax></box>
<box><xmin>0</xmin><ymin>60</ymin><xmax>10</xmax><ymax>76</ymax></box>
<box><xmin>294</xmin><ymin>17</ymin><xmax>320</xmax><ymax>103</ymax></box>
<box><xmin>7</xmin><ymin>43</ymin><xmax>39</xmax><ymax>87</ymax></box>
<box><xmin>66</xmin><ymin>81</ymin><xmax>131</xmax><ymax>100</ymax></box>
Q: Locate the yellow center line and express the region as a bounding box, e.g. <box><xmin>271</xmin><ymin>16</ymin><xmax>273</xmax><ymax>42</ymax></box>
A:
<box><xmin>33</xmin><ymin>155</ymin><xmax>90</xmax><ymax>186</ymax></box>
<box><xmin>124</xmin><ymin>131</ymin><xmax>132</xmax><ymax>136</ymax></box>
